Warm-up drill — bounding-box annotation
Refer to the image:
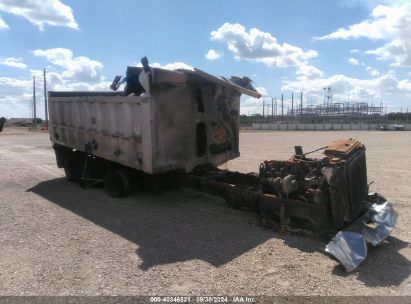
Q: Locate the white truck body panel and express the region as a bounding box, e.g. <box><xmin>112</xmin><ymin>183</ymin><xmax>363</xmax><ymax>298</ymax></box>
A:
<box><xmin>48</xmin><ymin>69</ymin><xmax>259</xmax><ymax>174</ymax></box>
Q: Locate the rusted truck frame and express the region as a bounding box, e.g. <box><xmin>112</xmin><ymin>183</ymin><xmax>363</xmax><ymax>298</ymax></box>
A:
<box><xmin>186</xmin><ymin>139</ymin><xmax>368</xmax><ymax>230</ymax></box>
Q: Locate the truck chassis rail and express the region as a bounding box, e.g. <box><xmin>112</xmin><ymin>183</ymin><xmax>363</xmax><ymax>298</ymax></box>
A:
<box><xmin>186</xmin><ymin>170</ymin><xmax>330</xmax><ymax>229</ymax></box>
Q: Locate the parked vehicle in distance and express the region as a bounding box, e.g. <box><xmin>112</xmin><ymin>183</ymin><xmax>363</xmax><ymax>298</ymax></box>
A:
<box><xmin>394</xmin><ymin>124</ymin><xmax>405</xmax><ymax>131</ymax></box>
<box><xmin>380</xmin><ymin>124</ymin><xmax>389</xmax><ymax>131</ymax></box>
<box><xmin>0</xmin><ymin>117</ymin><xmax>6</xmax><ymax>132</ymax></box>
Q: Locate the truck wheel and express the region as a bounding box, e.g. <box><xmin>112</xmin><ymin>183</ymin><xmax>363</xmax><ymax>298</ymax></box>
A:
<box><xmin>64</xmin><ymin>157</ymin><xmax>83</xmax><ymax>182</ymax></box>
<box><xmin>225</xmin><ymin>188</ymin><xmax>243</xmax><ymax>209</ymax></box>
<box><xmin>104</xmin><ymin>170</ymin><xmax>131</xmax><ymax>198</ymax></box>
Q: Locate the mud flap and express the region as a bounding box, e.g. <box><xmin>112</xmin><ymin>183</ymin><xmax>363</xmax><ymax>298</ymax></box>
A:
<box><xmin>325</xmin><ymin>193</ymin><xmax>398</xmax><ymax>272</ymax></box>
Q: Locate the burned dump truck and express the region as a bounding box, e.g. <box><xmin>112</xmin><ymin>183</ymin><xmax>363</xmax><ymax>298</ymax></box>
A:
<box><xmin>49</xmin><ymin>59</ymin><xmax>260</xmax><ymax>179</ymax></box>
<box><xmin>48</xmin><ymin>57</ymin><xmax>397</xmax><ymax>272</ymax></box>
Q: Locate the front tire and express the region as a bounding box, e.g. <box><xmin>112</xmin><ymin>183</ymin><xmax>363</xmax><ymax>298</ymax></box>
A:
<box><xmin>64</xmin><ymin>155</ymin><xmax>83</xmax><ymax>182</ymax></box>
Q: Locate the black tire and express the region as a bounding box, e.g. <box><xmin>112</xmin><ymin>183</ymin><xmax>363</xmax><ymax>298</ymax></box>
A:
<box><xmin>225</xmin><ymin>188</ymin><xmax>243</xmax><ymax>209</ymax></box>
<box><xmin>104</xmin><ymin>170</ymin><xmax>131</xmax><ymax>198</ymax></box>
<box><xmin>64</xmin><ymin>157</ymin><xmax>83</xmax><ymax>182</ymax></box>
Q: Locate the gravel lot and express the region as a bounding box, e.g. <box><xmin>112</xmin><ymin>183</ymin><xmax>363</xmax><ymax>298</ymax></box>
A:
<box><xmin>0</xmin><ymin>127</ymin><xmax>409</xmax><ymax>296</ymax></box>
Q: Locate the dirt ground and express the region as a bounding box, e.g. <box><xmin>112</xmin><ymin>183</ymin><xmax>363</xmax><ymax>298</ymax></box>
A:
<box><xmin>0</xmin><ymin>127</ymin><xmax>409</xmax><ymax>296</ymax></box>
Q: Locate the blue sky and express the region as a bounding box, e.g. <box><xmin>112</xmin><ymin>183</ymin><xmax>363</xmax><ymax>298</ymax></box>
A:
<box><xmin>1</xmin><ymin>0</ymin><xmax>410</xmax><ymax>118</ymax></box>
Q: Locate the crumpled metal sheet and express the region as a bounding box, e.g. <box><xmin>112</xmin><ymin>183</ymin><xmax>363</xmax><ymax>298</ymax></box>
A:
<box><xmin>325</xmin><ymin>194</ymin><xmax>398</xmax><ymax>272</ymax></box>
<box><xmin>325</xmin><ymin>231</ymin><xmax>368</xmax><ymax>272</ymax></box>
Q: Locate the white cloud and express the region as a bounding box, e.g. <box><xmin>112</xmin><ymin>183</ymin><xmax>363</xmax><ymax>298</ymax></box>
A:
<box><xmin>0</xmin><ymin>57</ymin><xmax>27</xmax><ymax>69</ymax></box>
<box><xmin>348</xmin><ymin>57</ymin><xmax>360</xmax><ymax>66</ymax></box>
<box><xmin>347</xmin><ymin>57</ymin><xmax>381</xmax><ymax>76</ymax></box>
<box><xmin>241</xmin><ymin>86</ymin><xmax>268</xmax><ymax>114</ymax></box>
<box><xmin>33</xmin><ymin>48</ymin><xmax>104</xmax><ymax>83</ymax></box>
<box><xmin>0</xmin><ymin>76</ymin><xmax>35</xmax><ymax>118</ymax></box>
<box><xmin>316</xmin><ymin>4</ymin><xmax>402</xmax><ymax>41</ymax></box>
<box><xmin>0</xmin><ymin>0</ymin><xmax>78</xmax><ymax>30</ymax></box>
<box><xmin>30</xmin><ymin>67</ymin><xmax>109</xmax><ymax>91</ymax></box>
<box><xmin>316</xmin><ymin>3</ymin><xmax>411</xmax><ymax>67</ymax></box>
<box><xmin>1</xmin><ymin>57</ymin><xmax>194</xmax><ymax>118</ymax></box>
<box><xmin>296</xmin><ymin>64</ymin><xmax>324</xmax><ymax>80</ymax></box>
<box><xmin>33</xmin><ymin>48</ymin><xmax>73</xmax><ymax>66</ymax></box>
<box><xmin>256</xmin><ymin>87</ymin><xmax>267</xmax><ymax>97</ymax></box>
<box><xmin>205</xmin><ymin>49</ymin><xmax>222</xmax><ymax>60</ymax></box>
<box><xmin>282</xmin><ymin>71</ymin><xmax>411</xmax><ymax>109</ymax></box>
<box><xmin>370</xmin><ymin>70</ymin><xmax>381</xmax><ymax>77</ymax></box>
<box><xmin>365</xmin><ymin>66</ymin><xmax>380</xmax><ymax>76</ymax></box>
<box><xmin>0</xmin><ymin>15</ymin><xmax>8</xmax><ymax>30</ymax></box>
<box><xmin>210</xmin><ymin>23</ymin><xmax>318</xmax><ymax>68</ymax></box>
<box><xmin>0</xmin><ymin>77</ymin><xmax>31</xmax><ymax>92</ymax></box>
<box><xmin>134</xmin><ymin>61</ymin><xmax>194</xmax><ymax>71</ymax></box>
<box><xmin>0</xmin><ymin>94</ymin><xmax>33</xmax><ymax>118</ymax></box>
<box><xmin>350</xmin><ymin>49</ymin><xmax>360</xmax><ymax>53</ymax></box>
<box><xmin>0</xmin><ymin>49</ymin><xmax>110</xmax><ymax>118</ymax></box>
<box><xmin>338</xmin><ymin>0</ymin><xmax>396</xmax><ymax>10</ymax></box>
<box><xmin>365</xmin><ymin>39</ymin><xmax>410</xmax><ymax>66</ymax></box>
<box><xmin>151</xmin><ymin>62</ymin><xmax>194</xmax><ymax>71</ymax></box>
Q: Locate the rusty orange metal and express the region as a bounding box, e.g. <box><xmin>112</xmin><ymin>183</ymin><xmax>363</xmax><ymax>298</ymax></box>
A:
<box><xmin>324</xmin><ymin>139</ymin><xmax>363</xmax><ymax>158</ymax></box>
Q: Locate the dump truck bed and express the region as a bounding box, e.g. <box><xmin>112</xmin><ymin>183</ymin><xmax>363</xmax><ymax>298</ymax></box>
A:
<box><xmin>48</xmin><ymin>68</ymin><xmax>260</xmax><ymax>174</ymax></box>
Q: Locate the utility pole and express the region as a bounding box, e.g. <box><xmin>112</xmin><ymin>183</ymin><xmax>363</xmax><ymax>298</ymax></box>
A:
<box><xmin>300</xmin><ymin>91</ymin><xmax>303</xmax><ymax>123</ymax></box>
<box><xmin>43</xmin><ymin>68</ymin><xmax>48</xmax><ymax>128</ymax></box>
<box><xmin>267</xmin><ymin>103</ymin><xmax>270</xmax><ymax>120</ymax></box>
<box><xmin>33</xmin><ymin>76</ymin><xmax>37</xmax><ymax>129</ymax></box>
<box><xmin>281</xmin><ymin>94</ymin><xmax>284</xmax><ymax>119</ymax></box>
<box><xmin>291</xmin><ymin>92</ymin><xmax>294</xmax><ymax>117</ymax></box>
<box><xmin>271</xmin><ymin>97</ymin><xmax>274</xmax><ymax>123</ymax></box>
<box><xmin>300</xmin><ymin>92</ymin><xmax>303</xmax><ymax>115</ymax></box>
<box><xmin>262</xmin><ymin>98</ymin><xmax>265</xmax><ymax>119</ymax></box>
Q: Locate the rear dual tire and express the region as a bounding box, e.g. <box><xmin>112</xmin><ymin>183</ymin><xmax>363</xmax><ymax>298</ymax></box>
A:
<box><xmin>64</xmin><ymin>155</ymin><xmax>83</xmax><ymax>182</ymax></box>
<box><xmin>104</xmin><ymin>170</ymin><xmax>131</xmax><ymax>198</ymax></box>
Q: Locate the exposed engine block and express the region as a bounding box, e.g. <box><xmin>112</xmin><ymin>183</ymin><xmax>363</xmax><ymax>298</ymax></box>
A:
<box><xmin>259</xmin><ymin>139</ymin><xmax>369</xmax><ymax>228</ymax></box>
